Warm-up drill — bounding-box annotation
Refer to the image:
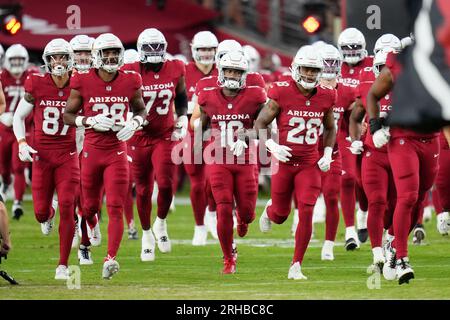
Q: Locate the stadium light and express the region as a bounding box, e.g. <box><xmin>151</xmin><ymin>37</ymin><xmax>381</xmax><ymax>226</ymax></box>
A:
<box><xmin>301</xmin><ymin>0</ymin><xmax>327</xmax><ymax>35</ymax></box>
<box><xmin>302</xmin><ymin>16</ymin><xmax>321</xmax><ymax>34</ymax></box>
<box><xmin>0</xmin><ymin>4</ymin><xmax>23</xmax><ymax>36</ymax></box>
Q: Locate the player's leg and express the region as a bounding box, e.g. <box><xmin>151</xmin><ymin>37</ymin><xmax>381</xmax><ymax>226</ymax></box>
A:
<box><xmin>11</xmin><ymin>141</ymin><xmax>26</xmax><ymax>219</ymax></box>
<box><xmin>435</xmin><ymin>146</ymin><xmax>450</xmax><ymax>233</ymax></box>
<box><xmin>124</xmin><ymin>161</ymin><xmax>137</xmax><ymax>240</ymax></box>
<box><xmin>0</xmin><ymin>133</ymin><xmax>13</xmax><ymax>203</ymax></box>
<box><xmin>290</xmin><ymin>164</ymin><xmax>321</xmax><ymax>280</ymax></box>
<box><xmin>234</xmin><ymin>164</ymin><xmax>258</xmax><ymax>238</ymax></box>
<box><xmin>205</xmin><ymin>173</ymin><xmax>218</xmax><ymax>239</ymax></box>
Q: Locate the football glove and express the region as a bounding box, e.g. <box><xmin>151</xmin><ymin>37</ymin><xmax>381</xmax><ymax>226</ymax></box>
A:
<box><xmin>18</xmin><ymin>142</ymin><xmax>37</xmax><ymax>162</ymax></box>
<box><xmin>171</xmin><ymin>115</ymin><xmax>188</xmax><ymax>141</ymax></box>
<box><xmin>265</xmin><ymin>139</ymin><xmax>292</xmax><ymax>163</ymax></box>
<box><xmin>86</xmin><ymin>114</ymin><xmax>114</xmax><ymax>132</ymax></box>
<box><xmin>372</xmin><ymin>127</ymin><xmax>390</xmax><ymax>148</ymax></box>
<box><xmin>230</xmin><ymin>139</ymin><xmax>248</xmax><ymax>157</ymax></box>
<box><xmin>348</xmin><ymin>140</ymin><xmax>364</xmax><ymax>155</ymax></box>
<box><xmin>317</xmin><ymin>147</ymin><xmax>333</xmax><ymax>172</ymax></box>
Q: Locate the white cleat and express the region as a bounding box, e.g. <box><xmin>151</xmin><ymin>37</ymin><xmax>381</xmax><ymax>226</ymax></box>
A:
<box><xmin>205</xmin><ymin>209</ymin><xmax>218</xmax><ymax>239</ymax></box>
<box><xmin>321</xmin><ymin>240</ymin><xmax>334</xmax><ymax>261</ymax></box>
<box><xmin>423</xmin><ymin>205</ymin><xmax>433</xmax><ymax>222</ymax></box>
<box><xmin>291</xmin><ymin>209</ymin><xmax>299</xmax><ymax>237</ymax></box>
<box><xmin>259</xmin><ymin>199</ymin><xmax>272</xmax><ymax>233</ymax></box>
<box><xmin>344</xmin><ymin>226</ymin><xmax>360</xmax><ymax>251</ymax></box>
<box><xmin>396</xmin><ymin>257</ymin><xmax>414</xmax><ymax>285</ymax></box>
<box><xmin>370</xmin><ymin>247</ymin><xmax>385</xmax><ymax>273</ymax></box>
<box><xmin>192</xmin><ymin>225</ymin><xmax>207</xmax><ymax>246</ymax></box>
<box><xmin>140</xmin><ymin>229</ymin><xmax>156</xmax><ymax>262</ymax></box>
<box><xmin>412</xmin><ymin>225</ymin><xmax>426</xmax><ymax>245</ymax></box>
<box><xmin>232</xmin><ymin>213</ymin><xmax>237</xmax><ymax>230</ymax></box>
<box><xmin>383</xmin><ymin>240</ymin><xmax>397</xmax><ymax>281</ymax></box>
<box><xmin>153</xmin><ymin>217</ymin><xmax>172</xmax><ymax>253</ymax></box>
<box><xmin>102</xmin><ymin>258</ymin><xmax>120</xmax><ymax>280</ymax></box>
<box><xmin>169</xmin><ymin>195</ymin><xmax>176</xmax><ymax>212</ymax></box>
<box><xmin>356</xmin><ymin>209</ymin><xmax>369</xmax><ymax>243</ymax></box>
<box><xmin>78</xmin><ymin>245</ymin><xmax>93</xmax><ymax>265</ymax></box>
<box><xmin>288</xmin><ymin>262</ymin><xmax>307</xmax><ymax>280</ymax></box>
<box><xmin>55</xmin><ymin>265</ymin><xmax>69</xmax><ymax>280</ymax></box>
<box><xmin>71</xmin><ymin>223</ymin><xmax>80</xmax><ymax>249</ymax></box>
<box><xmin>437</xmin><ymin>212</ymin><xmax>450</xmax><ymax>235</ymax></box>
<box><xmin>89</xmin><ymin>218</ymin><xmax>102</xmax><ymax>247</ymax></box>
<box><xmin>41</xmin><ymin>216</ymin><xmax>55</xmax><ymax>236</ymax></box>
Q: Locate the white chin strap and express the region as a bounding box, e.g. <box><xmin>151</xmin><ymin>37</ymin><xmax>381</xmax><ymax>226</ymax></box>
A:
<box><xmin>321</xmin><ymin>72</ymin><xmax>337</xmax><ymax>80</ymax></box>
<box><xmin>344</xmin><ymin>56</ymin><xmax>362</xmax><ymax>64</ymax></box>
<box><xmin>52</xmin><ymin>65</ymin><xmax>66</xmax><ymax>76</ymax></box>
<box><xmin>75</xmin><ymin>64</ymin><xmax>91</xmax><ymax>71</ymax></box>
<box><xmin>300</xmin><ymin>79</ymin><xmax>317</xmax><ymax>89</ymax></box>
<box><xmin>223</xmin><ymin>79</ymin><xmax>241</xmax><ymax>89</ymax></box>
<box><xmin>145</xmin><ymin>55</ymin><xmax>164</xmax><ymax>64</ymax></box>
<box><xmin>103</xmin><ymin>64</ymin><xmax>119</xmax><ymax>73</ymax></box>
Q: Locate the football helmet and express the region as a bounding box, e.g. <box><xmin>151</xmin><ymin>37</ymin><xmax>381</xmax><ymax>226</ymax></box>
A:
<box><xmin>137</xmin><ymin>28</ymin><xmax>167</xmax><ymax>64</ymax></box>
<box><xmin>373</xmin><ymin>48</ymin><xmax>392</xmax><ymax>77</ymax></box>
<box><xmin>124</xmin><ymin>49</ymin><xmax>139</xmax><ymax>64</ymax></box>
<box><xmin>92</xmin><ymin>33</ymin><xmax>124</xmax><ymax>73</ymax></box>
<box><xmin>218</xmin><ymin>50</ymin><xmax>248</xmax><ymax>90</ymax></box>
<box><xmin>215</xmin><ymin>39</ymin><xmax>242</xmax><ymax>65</ymax></box>
<box><xmin>338</xmin><ymin>28</ymin><xmax>367</xmax><ymax>65</ymax></box>
<box><xmin>290</xmin><ymin>45</ymin><xmax>323</xmax><ymax>89</ymax></box>
<box><xmin>374</xmin><ymin>33</ymin><xmax>402</xmax><ymax>54</ymax></box>
<box><xmin>4</xmin><ymin>44</ymin><xmax>29</xmax><ymax>75</ymax></box>
<box><xmin>42</xmin><ymin>38</ymin><xmax>73</xmax><ymax>76</ymax></box>
<box><xmin>320</xmin><ymin>44</ymin><xmax>342</xmax><ymax>80</ymax></box>
<box><xmin>243</xmin><ymin>45</ymin><xmax>260</xmax><ymax>72</ymax></box>
<box><xmin>70</xmin><ymin>35</ymin><xmax>94</xmax><ymax>71</ymax></box>
<box><xmin>191</xmin><ymin>31</ymin><xmax>218</xmax><ymax>65</ymax></box>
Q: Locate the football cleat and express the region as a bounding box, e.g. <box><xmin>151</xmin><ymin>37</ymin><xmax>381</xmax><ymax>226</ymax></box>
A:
<box><xmin>205</xmin><ymin>209</ymin><xmax>218</xmax><ymax>239</ymax></box>
<box><xmin>102</xmin><ymin>257</ymin><xmax>120</xmax><ymax>280</ymax></box>
<box><xmin>412</xmin><ymin>224</ymin><xmax>426</xmax><ymax>245</ymax></box>
<box><xmin>55</xmin><ymin>265</ymin><xmax>69</xmax><ymax>280</ymax></box>
<box><xmin>41</xmin><ymin>216</ymin><xmax>55</xmax><ymax>236</ymax></box>
<box><xmin>222</xmin><ymin>257</ymin><xmax>236</xmax><ymax>274</ymax></box>
<box><xmin>370</xmin><ymin>247</ymin><xmax>385</xmax><ymax>273</ymax></box>
<box><xmin>437</xmin><ymin>212</ymin><xmax>450</xmax><ymax>235</ymax></box>
<box><xmin>321</xmin><ymin>240</ymin><xmax>334</xmax><ymax>261</ymax></box>
<box><xmin>89</xmin><ymin>221</ymin><xmax>102</xmax><ymax>247</ymax></box>
<box><xmin>141</xmin><ymin>230</ymin><xmax>156</xmax><ymax>262</ymax></box>
<box><xmin>383</xmin><ymin>241</ymin><xmax>397</xmax><ymax>280</ymax></box>
<box><xmin>128</xmin><ymin>227</ymin><xmax>138</xmax><ymax>240</ymax></box>
<box><xmin>192</xmin><ymin>225</ymin><xmax>207</xmax><ymax>246</ymax></box>
<box><xmin>396</xmin><ymin>257</ymin><xmax>414</xmax><ymax>285</ymax></box>
<box><xmin>232</xmin><ymin>241</ymin><xmax>238</xmax><ymax>260</ymax></box>
<box><xmin>288</xmin><ymin>262</ymin><xmax>307</xmax><ymax>280</ymax></box>
<box><xmin>12</xmin><ymin>201</ymin><xmax>24</xmax><ymax>220</ymax></box>
<box><xmin>259</xmin><ymin>199</ymin><xmax>272</xmax><ymax>233</ymax></box>
<box><xmin>344</xmin><ymin>227</ymin><xmax>360</xmax><ymax>251</ymax></box>
<box><xmin>356</xmin><ymin>209</ymin><xmax>369</xmax><ymax>243</ymax></box>
<box><xmin>153</xmin><ymin>218</ymin><xmax>172</xmax><ymax>253</ymax></box>
<box><xmin>78</xmin><ymin>245</ymin><xmax>93</xmax><ymax>265</ymax></box>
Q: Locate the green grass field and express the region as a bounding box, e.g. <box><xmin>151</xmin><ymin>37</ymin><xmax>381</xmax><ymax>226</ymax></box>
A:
<box><xmin>1</xmin><ymin>198</ymin><xmax>450</xmax><ymax>300</ymax></box>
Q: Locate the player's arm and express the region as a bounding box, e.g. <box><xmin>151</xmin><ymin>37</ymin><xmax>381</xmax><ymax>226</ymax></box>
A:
<box><xmin>0</xmin><ymin>82</ymin><xmax>5</xmax><ymax>115</ymax></box>
<box><xmin>0</xmin><ymin>200</ymin><xmax>11</xmax><ymax>255</ymax></box>
<box><xmin>116</xmin><ymin>88</ymin><xmax>147</xmax><ymax>142</ymax></box>
<box><xmin>254</xmin><ymin>99</ymin><xmax>280</xmax><ymax>138</ymax></box>
<box><xmin>172</xmin><ymin>76</ymin><xmax>189</xmax><ymax>140</ymax></box>
<box><xmin>317</xmin><ymin>107</ymin><xmax>336</xmax><ymax>172</ymax></box>
<box><xmin>63</xmin><ymin>89</ymin><xmax>85</xmax><ymax>126</ymax></box>
<box><xmin>13</xmin><ymin>93</ymin><xmax>37</xmax><ymax>162</ymax></box>
<box><xmin>349</xmin><ymin>99</ymin><xmax>366</xmax><ymax>141</ymax></box>
<box><xmin>190</xmin><ymin>102</ymin><xmax>209</xmax><ymax>130</ymax></box>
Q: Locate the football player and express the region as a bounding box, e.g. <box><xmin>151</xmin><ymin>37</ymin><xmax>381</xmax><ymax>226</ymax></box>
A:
<box><xmin>191</xmin><ymin>50</ymin><xmax>266</xmax><ymax>274</ymax></box>
<box><xmin>256</xmin><ymin>45</ymin><xmax>336</xmax><ymax>280</ymax></box>
<box><xmin>13</xmin><ymin>39</ymin><xmax>79</xmax><ymax>280</ymax></box>
<box><xmin>0</xmin><ymin>44</ymin><xmax>31</xmax><ymax>220</ymax></box>
<box><xmin>64</xmin><ymin>33</ymin><xmax>147</xmax><ymax>279</ymax></box>
<box><xmin>122</xmin><ymin>28</ymin><xmax>187</xmax><ymax>261</ymax></box>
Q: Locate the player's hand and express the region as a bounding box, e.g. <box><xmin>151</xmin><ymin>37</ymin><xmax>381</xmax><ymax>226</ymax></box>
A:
<box><xmin>265</xmin><ymin>139</ymin><xmax>292</xmax><ymax>163</ymax></box>
<box><xmin>317</xmin><ymin>154</ymin><xmax>333</xmax><ymax>172</ymax></box>
<box><xmin>18</xmin><ymin>142</ymin><xmax>37</xmax><ymax>162</ymax></box>
<box><xmin>372</xmin><ymin>127</ymin><xmax>390</xmax><ymax>148</ymax></box>
<box><xmin>348</xmin><ymin>140</ymin><xmax>364</xmax><ymax>155</ymax></box>
<box><xmin>86</xmin><ymin>114</ymin><xmax>114</xmax><ymax>132</ymax></box>
<box><xmin>0</xmin><ymin>112</ymin><xmax>13</xmax><ymax>127</ymax></box>
<box><xmin>116</xmin><ymin>118</ymin><xmax>140</xmax><ymax>142</ymax></box>
<box><xmin>171</xmin><ymin>115</ymin><xmax>188</xmax><ymax>141</ymax></box>
<box><xmin>230</xmin><ymin>139</ymin><xmax>248</xmax><ymax>157</ymax></box>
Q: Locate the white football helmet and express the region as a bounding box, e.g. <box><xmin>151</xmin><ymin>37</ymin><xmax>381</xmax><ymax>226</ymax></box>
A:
<box><xmin>243</xmin><ymin>45</ymin><xmax>260</xmax><ymax>72</ymax></box>
<box><xmin>215</xmin><ymin>39</ymin><xmax>242</xmax><ymax>65</ymax></box>
<box><xmin>218</xmin><ymin>50</ymin><xmax>249</xmax><ymax>90</ymax></box>
<box><xmin>124</xmin><ymin>49</ymin><xmax>139</xmax><ymax>64</ymax></box>
<box><xmin>42</xmin><ymin>39</ymin><xmax>73</xmax><ymax>76</ymax></box>
<box><xmin>191</xmin><ymin>31</ymin><xmax>218</xmax><ymax>65</ymax></box>
<box><xmin>373</xmin><ymin>33</ymin><xmax>402</xmax><ymax>54</ymax></box>
<box><xmin>93</xmin><ymin>33</ymin><xmax>124</xmax><ymax>73</ymax></box>
<box><xmin>4</xmin><ymin>44</ymin><xmax>29</xmax><ymax>75</ymax></box>
<box><xmin>338</xmin><ymin>28</ymin><xmax>367</xmax><ymax>65</ymax></box>
<box><xmin>290</xmin><ymin>45</ymin><xmax>323</xmax><ymax>89</ymax></box>
<box><xmin>311</xmin><ymin>40</ymin><xmax>327</xmax><ymax>51</ymax></box>
<box><xmin>373</xmin><ymin>48</ymin><xmax>392</xmax><ymax>77</ymax></box>
<box><xmin>137</xmin><ymin>28</ymin><xmax>167</xmax><ymax>64</ymax></box>
<box><xmin>70</xmin><ymin>35</ymin><xmax>94</xmax><ymax>71</ymax></box>
<box><xmin>320</xmin><ymin>44</ymin><xmax>342</xmax><ymax>80</ymax></box>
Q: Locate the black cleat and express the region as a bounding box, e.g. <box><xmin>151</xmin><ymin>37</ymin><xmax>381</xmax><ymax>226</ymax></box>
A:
<box><xmin>358</xmin><ymin>228</ymin><xmax>369</xmax><ymax>243</ymax></box>
<box><xmin>412</xmin><ymin>225</ymin><xmax>426</xmax><ymax>245</ymax></box>
<box><xmin>397</xmin><ymin>258</ymin><xmax>415</xmax><ymax>285</ymax></box>
<box><xmin>345</xmin><ymin>238</ymin><xmax>359</xmax><ymax>251</ymax></box>
<box><xmin>12</xmin><ymin>202</ymin><xmax>23</xmax><ymax>220</ymax></box>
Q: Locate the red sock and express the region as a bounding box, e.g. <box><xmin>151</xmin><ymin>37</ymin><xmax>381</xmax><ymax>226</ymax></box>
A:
<box><xmin>107</xmin><ymin>205</ymin><xmax>124</xmax><ymax>258</ymax></box>
<box><xmin>293</xmin><ymin>203</ymin><xmax>314</xmax><ymax>264</ymax></box>
<box><xmin>217</xmin><ymin>203</ymin><xmax>234</xmax><ymax>260</ymax></box>
<box><xmin>58</xmin><ymin>202</ymin><xmax>75</xmax><ymax>266</ymax></box>
<box><xmin>340</xmin><ymin>176</ymin><xmax>356</xmax><ymax>227</ymax></box>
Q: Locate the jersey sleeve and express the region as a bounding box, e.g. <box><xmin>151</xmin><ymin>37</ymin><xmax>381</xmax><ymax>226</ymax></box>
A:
<box><xmin>131</xmin><ymin>71</ymin><xmax>143</xmax><ymax>91</ymax></box>
<box><xmin>194</xmin><ymin>78</ymin><xmax>206</xmax><ymax>97</ymax></box>
<box><xmin>197</xmin><ymin>89</ymin><xmax>207</xmax><ymax>107</ymax></box>
<box><xmin>24</xmin><ymin>75</ymin><xmax>33</xmax><ymax>95</ymax></box>
<box><xmin>267</xmin><ymin>83</ymin><xmax>280</xmax><ymax>102</ymax></box>
<box><xmin>70</xmin><ymin>72</ymin><xmax>81</xmax><ymax>91</ymax></box>
<box><xmin>255</xmin><ymin>86</ymin><xmax>267</xmax><ymax>104</ymax></box>
<box><xmin>251</xmin><ymin>73</ymin><xmax>266</xmax><ymax>88</ymax></box>
<box><xmin>175</xmin><ymin>59</ymin><xmax>186</xmax><ymax>78</ymax></box>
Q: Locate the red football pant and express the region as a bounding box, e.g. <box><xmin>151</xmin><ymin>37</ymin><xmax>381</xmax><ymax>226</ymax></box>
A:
<box><xmin>207</xmin><ymin>164</ymin><xmax>257</xmax><ymax>260</ymax></box>
<box><xmin>435</xmin><ymin>146</ymin><xmax>450</xmax><ymax>211</ymax></box>
<box><xmin>128</xmin><ymin>139</ymin><xmax>174</xmax><ymax>231</ymax></box>
<box><xmin>388</xmin><ymin>136</ymin><xmax>439</xmax><ymax>259</ymax></box>
<box><xmin>322</xmin><ymin>154</ymin><xmax>341</xmax><ymax>242</ymax></box>
<box><xmin>124</xmin><ymin>162</ymin><xmax>135</xmax><ymax>227</ymax></box>
<box><xmin>268</xmin><ymin>163</ymin><xmax>321</xmax><ymax>264</ymax></box>
<box><xmin>0</xmin><ymin>130</ymin><xmax>26</xmax><ymax>201</ymax></box>
<box><xmin>32</xmin><ymin>149</ymin><xmax>80</xmax><ymax>266</ymax></box>
<box><xmin>184</xmin><ymin>162</ymin><xmax>207</xmax><ymax>226</ymax></box>
<box><xmin>362</xmin><ymin>148</ymin><xmax>396</xmax><ymax>249</ymax></box>
<box><xmin>81</xmin><ymin>145</ymin><xmax>129</xmax><ymax>259</ymax></box>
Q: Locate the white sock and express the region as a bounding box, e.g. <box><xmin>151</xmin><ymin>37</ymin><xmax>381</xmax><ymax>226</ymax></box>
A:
<box><xmin>345</xmin><ymin>226</ymin><xmax>357</xmax><ymax>240</ymax></box>
<box><xmin>323</xmin><ymin>240</ymin><xmax>334</xmax><ymax>250</ymax></box>
<box><xmin>372</xmin><ymin>247</ymin><xmax>384</xmax><ymax>263</ymax></box>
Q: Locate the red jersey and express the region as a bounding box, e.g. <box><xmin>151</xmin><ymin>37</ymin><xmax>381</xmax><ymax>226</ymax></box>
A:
<box><xmin>268</xmin><ymin>80</ymin><xmax>336</xmax><ymax>164</ymax></box>
<box><xmin>194</xmin><ymin>72</ymin><xmax>266</xmax><ymax>97</ymax></box>
<box><xmin>198</xmin><ymin>86</ymin><xmax>266</xmax><ymax>164</ymax></box>
<box><xmin>24</xmin><ymin>73</ymin><xmax>75</xmax><ymax>151</ymax></box>
<box><xmin>70</xmin><ymin>69</ymin><xmax>142</xmax><ymax>149</ymax></box>
<box><xmin>123</xmin><ymin>59</ymin><xmax>185</xmax><ymax>142</ymax></box>
<box><xmin>185</xmin><ymin>61</ymin><xmax>217</xmax><ymax>103</ymax></box>
<box><xmin>318</xmin><ymin>83</ymin><xmax>355</xmax><ymax>153</ymax></box>
<box><xmin>385</xmin><ymin>52</ymin><xmax>402</xmax><ymax>82</ymax></box>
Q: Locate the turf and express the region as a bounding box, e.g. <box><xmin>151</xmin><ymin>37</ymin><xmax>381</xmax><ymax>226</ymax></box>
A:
<box><xmin>1</xmin><ymin>199</ymin><xmax>449</xmax><ymax>300</ymax></box>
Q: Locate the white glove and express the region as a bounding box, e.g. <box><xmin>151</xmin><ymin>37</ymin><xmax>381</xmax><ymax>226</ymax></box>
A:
<box><xmin>265</xmin><ymin>139</ymin><xmax>292</xmax><ymax>163</ymax></box>
<box><xmin>348</xmin><ymin>140</ymin><xmax>364</xmax><ymax>155</ymax></box>
<box><xmin>86</xmin><ymin>114</ymin><xmax>115</xmax><ymax>132</ymax></box>
<box><xmin>171</xmin><ymin>115</ymin><xmax>188</xmax><ymax>141</ymax></box>
<box><xmin>317</xmin><ymin>147</ymin><xmax>333</xmax><ymax>172</ymax></box>
<box><xmin>18</xmin><ymin>142</ymin><xmax>37</xmax><ymax>162</ymax></box>
<box><xmin>372</xmin><ymin>127</ymin><xmax>390</xmax><ymax>148</ymax></box>
<box><xmin>116</xmin><ymin>117</ymin><xmax>142</xmax><ymax>142</ymax></box>
<box><xmin>230</xmin><ymin>139</ymin><xmax>248</xmax><ymax>157</ymax></box>
<box><xmin>0</xmin><ymin>112</ymin><xmax>14</xmax><ymax>127</ymax></box>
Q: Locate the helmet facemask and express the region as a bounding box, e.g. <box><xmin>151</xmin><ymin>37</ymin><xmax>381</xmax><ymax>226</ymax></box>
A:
<box><xmin>97</xmin><ymin>48</ymin><xmax>123</xmax><ymax>73</ymax></box>
<box><xmin>219</xmin><ymin>68</ymin><xmax>247</xmax><ymax>90</ymax></box>
<box><xmin>139</xmin><ymin>42</ymin><xmax>167</xmax><ymax>64</ymax></box>
<box><xmin>194</xmin><ymin>47</ymin><xmax>216</xmax><ymax>65</ymax></box>
<box><xmin>44</xmin><ymin>53</ymin><xmax>72</xmax><ymax>76</ymax></box>
<box><xmin>73</xmin><ymin>51</ymin><xmax>92</xmax><ymax>71</ymax></box>
<box><xmin>291</xmin><ymin>64</ymin><xmax>321</xmax><ymax>89</ymax></box>
<box><xmin>7</xmin><ymin>57</ymin><xmax>27</xmax><ymax>75</ymax></box>
<box><xmin>321</xmin><ymin>58</ymin><xmax>341</xmax><ymax>80</ymax></box>
<box><xmin>340</xmin><ymin>44</ymin><xmax>367</xmax><ymax>64</ymax></box>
